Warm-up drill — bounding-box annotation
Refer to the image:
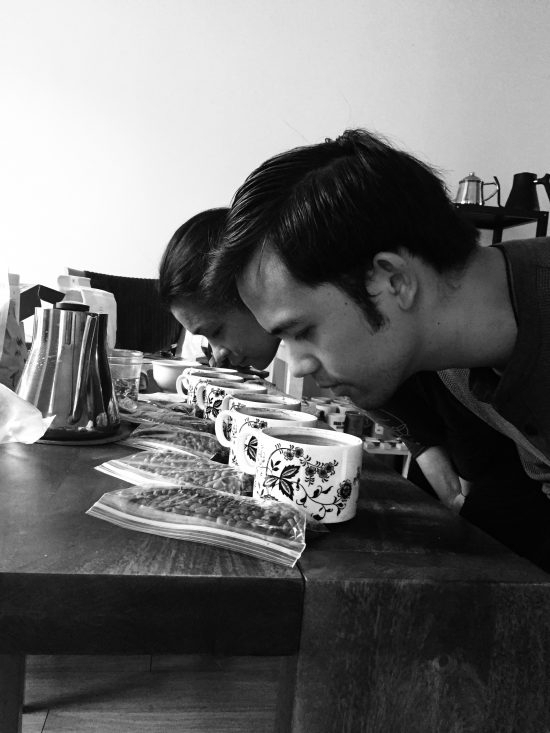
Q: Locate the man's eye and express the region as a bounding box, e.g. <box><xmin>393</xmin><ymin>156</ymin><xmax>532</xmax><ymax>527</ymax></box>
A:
<box><xmin>294</xmin><ymin>327</ymin><xmax>311</xmax><ymax>342</ymax></box>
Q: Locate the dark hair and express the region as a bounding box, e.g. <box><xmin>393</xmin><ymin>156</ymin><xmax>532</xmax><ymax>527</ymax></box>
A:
<box><xmin>206</xmin><ymin>129</ymin><xmax>479</xmax><ymax>322</ymax></box>
<box><xmin>158</xmin><ymin>207</ymin><xmax>239</xmax><ymax>308</ymax></box>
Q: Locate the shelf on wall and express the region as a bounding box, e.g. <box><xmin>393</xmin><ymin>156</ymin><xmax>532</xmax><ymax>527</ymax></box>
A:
<box><xmin>454</xmin><ymin>204</ymin><xmax>548</xmax><ymax>243</ymax></box>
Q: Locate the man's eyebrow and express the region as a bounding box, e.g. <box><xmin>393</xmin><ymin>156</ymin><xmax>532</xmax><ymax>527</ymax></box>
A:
<box><xmin>268</xmin><ymin>319</ymin><xmax>299</xmax><ymax>337</ymax></box>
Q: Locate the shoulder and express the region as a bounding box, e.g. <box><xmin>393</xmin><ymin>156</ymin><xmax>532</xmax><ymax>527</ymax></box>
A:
<box><xmin>496</xmin><ymin>237</ymin><xmax>550</xmax><ymax>266</ymax></box>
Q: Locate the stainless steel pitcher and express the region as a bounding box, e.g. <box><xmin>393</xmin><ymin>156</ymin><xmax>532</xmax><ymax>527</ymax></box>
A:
<box><xmin>16</xmin><ymin>303</ymin><xmax>120</xmax><ymax>441</ymax></box>
<box><xmin>455</xmin><ymin>172</ymin><xmax>501</xmax><ymax>206</ymax></box>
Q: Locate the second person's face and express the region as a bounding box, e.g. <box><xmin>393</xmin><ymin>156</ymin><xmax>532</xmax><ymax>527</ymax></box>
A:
<box><xmin>171</xmin><ymin>299</ymin><xmax>279</xmax><ymax>370</ymax></box>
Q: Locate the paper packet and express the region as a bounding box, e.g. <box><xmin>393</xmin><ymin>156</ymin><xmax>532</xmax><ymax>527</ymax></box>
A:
<box><xmin>0</xmin><ymin>273</ymin><xmax>27</xmax><ymax>389</ymax></box>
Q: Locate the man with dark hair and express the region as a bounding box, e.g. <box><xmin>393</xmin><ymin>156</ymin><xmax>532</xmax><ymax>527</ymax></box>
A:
<box><xmin>205</xmin><ymin>129</ymin><xmax>550</xmax><ymax>570</ymax></box>
<box><xmin>159</xmin><ymin>207</ymin><xmax>279</xmax><ymax>370</ymax></box>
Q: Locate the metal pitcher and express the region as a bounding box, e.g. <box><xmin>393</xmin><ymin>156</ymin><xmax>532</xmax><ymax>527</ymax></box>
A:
<box><xmin>455</xmin><ymin>172</ymin><xmax>501</xmax><ymax>206</ymax></box>
<box><xmin>505</xmin><ymin>172</ymin><xmax>550</xmax><ymax>211</ymax></box>
<box><xmin>16</xmin><ymin>302</ymin><xmax>120</xmax><ymax>441</ymax></box>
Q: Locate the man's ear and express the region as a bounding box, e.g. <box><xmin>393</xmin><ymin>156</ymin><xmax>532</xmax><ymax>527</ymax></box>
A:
<box><xmin>367</xmin><ymin>251</ymin><xmax>417</xmax><ymax>310</ymax></box>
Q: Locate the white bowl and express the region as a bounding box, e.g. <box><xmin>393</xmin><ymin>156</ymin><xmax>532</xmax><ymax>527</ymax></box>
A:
<box><xmin>151</xmin><ymin>359</ymin><xmax>201</xmax><ymax>392</ymax></box>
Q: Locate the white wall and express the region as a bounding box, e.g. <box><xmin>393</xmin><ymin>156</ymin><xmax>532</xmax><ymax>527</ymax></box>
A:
<box><xmin>2</xmin><ymin>0</ymin><xmax>550</xmax><ymax>286</ymax></box>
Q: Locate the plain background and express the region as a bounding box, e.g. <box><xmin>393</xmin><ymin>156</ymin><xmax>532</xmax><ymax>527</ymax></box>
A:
<box><xmin>1</xmin><ymin>0</ymin><xmax>550</xmax><ymax>287</ymax></box>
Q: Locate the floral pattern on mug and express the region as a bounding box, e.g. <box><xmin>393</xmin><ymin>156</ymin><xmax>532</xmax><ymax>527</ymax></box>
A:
<box><xmin>206</xmin><ymin>388</ymin><xmax>225</xmax><ymax>419</ymax></box>
<box><xmin>261</xmin><ymin>443</ymin><xmax>361</xmax><ymax>521</ymax></box>
<box><xmin>241</xmin><ymin>419</ymin><xmax>267</xmax><ymax>463</ymax></box>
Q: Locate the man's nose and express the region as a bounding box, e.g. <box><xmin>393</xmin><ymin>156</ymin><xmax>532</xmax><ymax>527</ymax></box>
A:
<box><xmin>211</xmin><ymin>344</ymin><xmax>230</xmax><ymax>365</ymax></box>
<box><xmin>284</xmin><ymin>345</ymin><xmax>319</xmax><ymax>379</ymax></box>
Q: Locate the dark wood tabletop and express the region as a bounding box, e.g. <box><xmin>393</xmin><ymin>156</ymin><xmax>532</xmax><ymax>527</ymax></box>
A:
<box><xmin>2</xmin><ymin>437</ymin><xmax>550</xmax><ymax>732</ymax></box>
<box><xmin>0</xmin><ymin>439</ymin><xmax>303</xmax><ymax>657</ymax></box>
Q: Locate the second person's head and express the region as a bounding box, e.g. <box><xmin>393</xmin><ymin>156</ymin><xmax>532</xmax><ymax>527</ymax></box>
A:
<box><xmin>158</xmin><ymin>207</ymin><xmax>279</xmax><ymax>370</ymax></box>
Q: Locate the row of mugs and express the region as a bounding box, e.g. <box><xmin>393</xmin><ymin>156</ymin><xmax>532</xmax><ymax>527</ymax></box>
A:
<box><xmin>173</xmin><ymin>365</ymin><xmax>363</xmax><ymax>523</ymax></box>
<box><xmin>175</xmin><ymin>367</ymin><xmax>300</xmax><ymax>420</ymax></box>
<box><xmin>214</xmin><ymin>404</ymin><xmax>363</xmax><ymax>523</ymax></box>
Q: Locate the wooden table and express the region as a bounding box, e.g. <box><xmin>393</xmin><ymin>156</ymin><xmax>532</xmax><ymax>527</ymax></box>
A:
<box><xmin>1</xmin><ymin>440</ymin><xmax>550</xmax><ymax>733</ymax></box>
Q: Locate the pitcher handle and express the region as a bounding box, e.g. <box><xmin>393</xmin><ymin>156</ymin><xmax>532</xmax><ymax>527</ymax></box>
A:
<box><xmin>482</xmin><ymin>176</ymin><xmax>501</xmax><ymax>206</ymax></box>
<box><xmin>536</xmin><ymin>174</ymin><xmax>550</xmax><ymax>205</ymax></box>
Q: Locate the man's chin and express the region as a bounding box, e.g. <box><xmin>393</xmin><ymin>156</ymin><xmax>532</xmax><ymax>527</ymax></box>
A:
<box><xmin>331</xmin><ymin>384</ymin><xmax>364</xmax><ymax>403</ymax></box>
<box><xmin>331</xmin><ymin>384</ymin><xmax>382</xmax><ymax>410</ymax></box>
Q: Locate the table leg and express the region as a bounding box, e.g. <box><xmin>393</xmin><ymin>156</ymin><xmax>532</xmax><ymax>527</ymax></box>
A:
<box><xmin>0</xmin><ymin>655</ymin><xmax>25</xmax><ymax>733</ymax></box>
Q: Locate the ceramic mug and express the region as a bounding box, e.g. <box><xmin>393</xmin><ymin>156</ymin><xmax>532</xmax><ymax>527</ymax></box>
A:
<box><xmin>196</xmin><ymin>379</ymin><xmax>267</xmax><ymax>421</ymax></box>
<box><xmin>220</xmin><ymin>390</ymin><xmax>302</xmax><ymax>413</ymax></box>
<box><xmin>176</xmin><ymin>369</ymin><xmax>244</xmax><ymax>406</ymax></box>
<box><xmin>151</xmin><ymin>359</ymin><xmax>202</xmax><ymax>392</ymax></box>
<box><xmin>215</xmin><ymin>405</ymin><xmax>317</xmax><ymax>467</ymax></box>
<box><xmin>234</xmin><ymin>425</ymin><xmax>363</xmax><ymax>523</ymax></box>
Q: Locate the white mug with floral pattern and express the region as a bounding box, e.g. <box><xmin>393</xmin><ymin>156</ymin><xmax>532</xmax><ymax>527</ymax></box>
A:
<box><xmin>215</xmin><ymin>405</ymin><xmax>317</xmax><ymax>467</ymax></box>
<box><xmin>234</xmin><ymin>425</ymin><xmax>363</xmax><ymax>523</ymax></box>
<box><xmin>195</xmin><ymin>379</ymin><xmax>267</xmax><ymax>421</ymax></box>
<box><xmin>176</xmin><ymin>369</ymin><xmax>244</xmax><ymax>408</ymax></box>
<box><xmin>220</xmin><ymin>390</ymin><xmax>302</xmax><ymax>413</ymax></box>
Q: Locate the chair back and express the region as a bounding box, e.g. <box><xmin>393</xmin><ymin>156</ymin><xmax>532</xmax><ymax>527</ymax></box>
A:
<box><xmin>83</xmin><ymin>270</ymin><xmax>181</xmax><ymax>354</ymax></box>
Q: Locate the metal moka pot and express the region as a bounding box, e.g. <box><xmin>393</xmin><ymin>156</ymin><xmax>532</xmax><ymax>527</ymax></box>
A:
<box><xmin>455</xmin><ymin>172</ymin><xmax>501</xmax><ymax>206</ymax></box>
<box><xmin>16</xmin><ymin>302</ymin><xmax>120</xmax><ymax>441</ymax></box>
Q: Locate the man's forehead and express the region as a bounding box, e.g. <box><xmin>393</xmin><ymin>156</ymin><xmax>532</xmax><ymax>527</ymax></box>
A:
<box><xmin>238</xmin><ymin>246</ymin><xmax>288</xmax><ymax>297</ymax></box>
<box><xmin>172</xmin><ymin>300</ymin><xmax>224</xmax><ymax>334</ymax></box>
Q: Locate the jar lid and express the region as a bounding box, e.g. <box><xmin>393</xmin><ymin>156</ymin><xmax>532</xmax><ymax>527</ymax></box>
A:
<box><xmin>54</xmin><ymin>301</ymin><xmax>90</xmax><ymax>311</ymax></box>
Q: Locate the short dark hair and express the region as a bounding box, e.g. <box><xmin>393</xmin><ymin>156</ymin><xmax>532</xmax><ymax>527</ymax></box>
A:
<box><xmin>158</xmin><ymin>207</ymin><xmax>238</xmax><ymax>308</ymax></box>
<box><xmin>206</xmin><ymin>129</ymin><xmax>479</xmax><ymax>320</ymax></box>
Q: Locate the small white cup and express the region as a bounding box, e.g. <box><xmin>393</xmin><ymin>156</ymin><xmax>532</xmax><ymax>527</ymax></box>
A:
<box><xmin>234</xmin><ymin>425</ymin><xmax>363</xmax><ymax>523</ymax></box>
<box><xmin>215</xmin><ymin>405</ymin><xmax>317</xmax><ymax>467</ymax></box>
<box><xmin>326</xmin><ymin>412</ymin><xmax>346</xmax><ymax>431</ymax></box>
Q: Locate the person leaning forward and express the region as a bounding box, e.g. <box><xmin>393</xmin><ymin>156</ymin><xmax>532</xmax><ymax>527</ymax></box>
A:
<box><xmin>204</xmin><ymin>128</ymin><xmax>550</xmax><ymax>571</ymax></box>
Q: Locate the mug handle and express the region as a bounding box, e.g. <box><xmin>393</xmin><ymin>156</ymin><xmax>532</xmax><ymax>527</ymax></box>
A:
<box><xmin>195</xmin><ymin>380</ymin><xmax>210</xmax><ymax>410</ymax></box>
<box><xmin>233</xmin><ymin>424</ymin><xmax>263</xmax><ymax>475</ymax></box>
<box><xmin>214</xmin><ymin>409</ymin><xmax>234</xmax><ymax>447</ymax></box>
<box><xmin>175</xmin><ymin>374</ymin><xmax>188</xmax><ymax>397</ymax></box>
<box><xmin>220</xmin><ymin>394</ymin><xmax>234</xmax><ymax>411</ymax></box>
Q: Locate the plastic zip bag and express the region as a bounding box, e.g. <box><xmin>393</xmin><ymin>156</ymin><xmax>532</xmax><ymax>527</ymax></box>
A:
<box><xmin>96</xmin><ymin>449</ymin><xmax>251</xmax><ymax>495</ymax></box>
<box><xmin>125</xmin><ymin>402</ymin><xmax>215</xmax><ymax>432</ymax></box>
<box><xmin>87</xmin><ymin>483</ymin><xmax>307</xmax><ymax>567</ymax></box>
<box><xmin>120</xmin><ymin>423</ymin><xmax>223</xmax><ymax>459</ymax></box>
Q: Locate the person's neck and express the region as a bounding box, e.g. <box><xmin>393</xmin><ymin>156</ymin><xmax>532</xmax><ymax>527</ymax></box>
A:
<box><xmin>418</xmin><ymin>246</ymin><xmax>517</xmax><ymax>373</ymax></box>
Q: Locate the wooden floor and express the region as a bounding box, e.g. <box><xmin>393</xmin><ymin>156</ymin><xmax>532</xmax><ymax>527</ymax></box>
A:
<box><xmin>22</xmin><ymin>654</ymin><xmax>282</xmax><ymax>733</ymax></box>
